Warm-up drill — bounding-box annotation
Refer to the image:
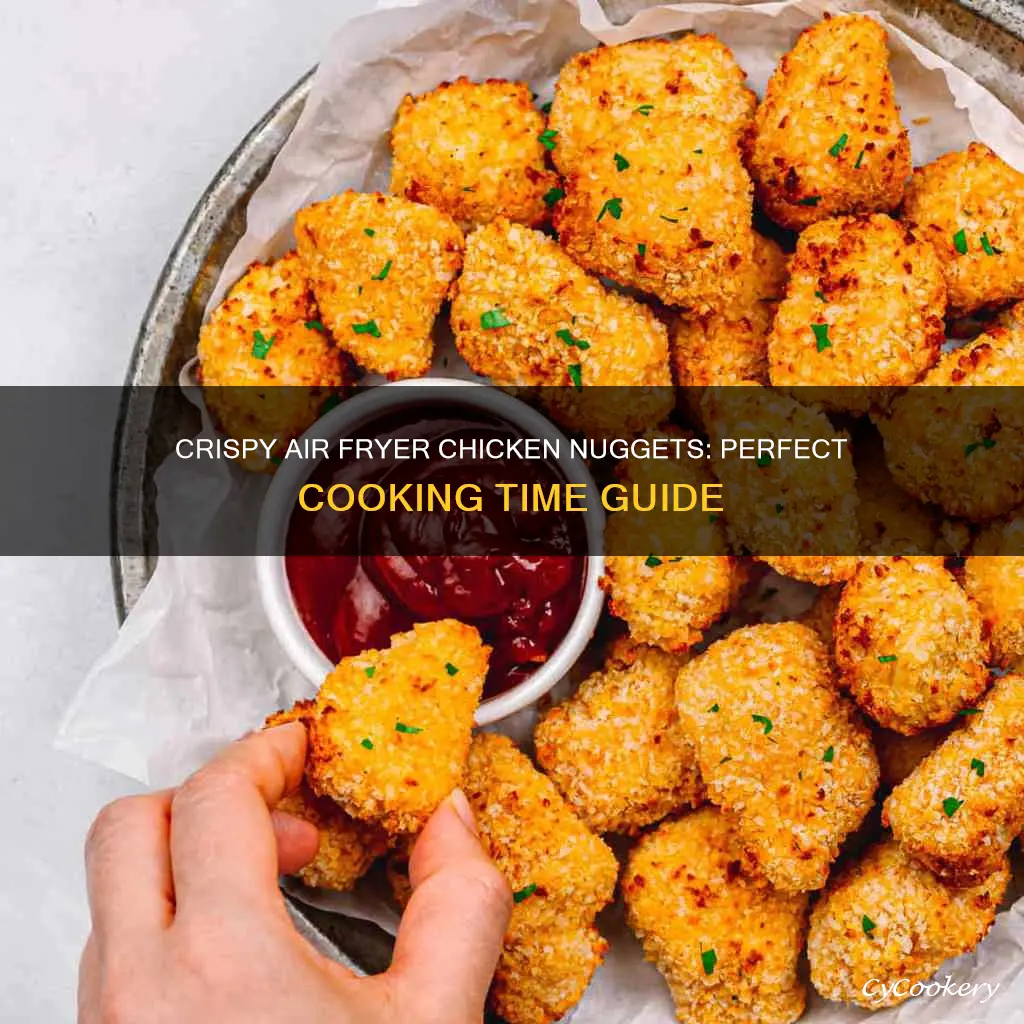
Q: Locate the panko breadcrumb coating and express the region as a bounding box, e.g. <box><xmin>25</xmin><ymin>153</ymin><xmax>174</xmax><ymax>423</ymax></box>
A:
<box><xmin>900</xmin><ymin>142</ymin><xmax>1024</xmax><ymax>316</ymax></box>
<box><xmin>676</xmin><ymin>622</ymin><xmax>879</xmax><ymax>892</ymax></box>
<box><xmin>197</xmin><ymin>252</ymin><xmax>351</xmax><ymax>471</ymax></box>
<box><xmin>767</xmin><ymin>214</ymin><xmax>946</xmax><ymax>412</ymax></box>
<box><xmin>834</xmin><ymin>558</ymin><xmax>990</xmax><ymax>733</ymax></box>
<box><xmin>276</xmin><ymin>783</ymin><xmax>387</xmax><ymax>891</ymax></box>
<box><xmin>534</xmin><ymin>642</ymin><xmax>703</xmax><ymax>834</ymax></box>
<box><xmin>965</xmin><ymin>516</ymin><xmax>1024</xmax><ymax>666</ymax></box>
<box><xmin>807</xmin><ymin>839</ymin><xmax>1008</xmax><ymax>1008</ymax></box>
<box><xmin>390</xmin><ymin>78</ymin><xmax>558</xmax><ymax>230</ymax></box>
<box><xmin>623</xmin><ymin>808</ymin><xmax>809</xmax><ymax>1024</ymax></box>
<box><xmin>877</xmin><ymin>320</ymin><xmax>1024</xmax><ymax>520</ymax></box>
<box><xmin>742</xmin><ymin>14</ymin><xmax>910</xmax><ymax>231</ymax></box>
<box><xmin>554</xmin><ymin>112</ymin><xmax>755</xmax><ymax>316</ymax></box>
<box><xmin>758</xmin><ymin>556</ymin><xmax>861</xmax><ymax>586</ymax></box>
<box><xmin>450</xmin><ymin>218</ymin><xmax>673</xmax><ymax>436</ymax></box>
<box><xmin>294</xmin><ymin>191</ymin><xmax>463</xmax><ymax>379</ymax></box>
<box><xmin>883</xmin><ymin>672</ymin><xmax>1024</xmax><ymax>885</ymax></box>
<box><xmin>548</xmin><ymin>35</ymin><xmax>756</xmax><ymax>174</ymax></box>
<box><xmin>873</xmin><ymin>724</ymin><xmax>952</xmax><ymax>790</ymax></box>
<box><xmin>301</xmin><ymin>620</ymin><xmax>489</xmax><ymax>835</ymax></box>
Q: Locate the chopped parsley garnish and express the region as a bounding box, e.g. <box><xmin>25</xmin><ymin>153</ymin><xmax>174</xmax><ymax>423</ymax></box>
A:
<box><xmin>708</xmin><ymin>513</ymin><xmax>718</xmax><ymax>523</ymax></box>
<box><xmin>614</xmin><ymin>152</ymin><xmax>630</xmax><ymax>172</ymax></box>
<box><xmin>971</xmin><ymin>757</ymin><xmax>985</xmax><ymax>777</ymax></box>
<box><xmin>958</xmin><ymin>707</ymin><xmax>982</xmax><ymax>717</ymax></box>
<box><xmin>953</xmin><ymin>229</ymin><xmax>968</xmax><ymax>255</ymax></box>
<box><xmin>701</xmin><ymin>948</ymin><xmax>717</xmax><ymax>976</ymax></box>
<box><xmin>363</xmin><ymin>227</ymin><xmax>376</xmax><ymax>237</ymax></box>
<box><xmin>305</xmin><ymin>319</ymin><xmax>326</xmax><ymax>333</ymax></box>
<box><xmin>719</xmin><ymin>755</ymin><xmax>732</xmax><ymax>765</ymax></box>
<box><xmin>556</xmin><ymin>328</ymin><xmax>591</xmax><ymax>350</ymax></box>
<box><xmin>659</xmin><ymin>214</ymin><xmax>679</xmax><ymax>223</ymax></box>
<box><xmin>481</xmin><ymin>308</ymin><xmax>512</xmax><ymax>330</ymax></box>
<box><xmin>360</xmin><ymin>738</ymin><xmax>374</xmax><ymax>750</ymax></box>
<box><xmin>352</xmin><ymin>320</ymin><xmax>381</xmax><ymax>338</ymax></box>
<box><xmin>543</xmin><ymin>186</ymin><xmax>565</xmax><ymax>208</ymax></box>
<box><xmin>445</xmin><ymin>662</ymin><xmax>459</xmax><ymax>676</ymax></box>
<box><xmin>862</xmin><ymin>915</ymin><xmax>877</xmax><ymax>936</ymax></box>
<box><xmin>538</xmin><ymin>129</ymin><xmax>558</xmax><ymax>150</ymax></box>
<box><xmin>693</xmin><ymin>148</ymin><xmax>703</xmax><ymax>155</ymax></box>
<box><xmin>319</xmin><ymin>394</ymin><xmax>342</xmax><ymax>416</ymax></box>
<box><xmin>814</xmin><ymin>290</ymin><xmax>826</xmax><ymax>302</ymax></box>
<box><xmin>364</xmin><ymin>666</ymin><xmax>376</xmax><ymax>679</ymax></box>
<box><xmin>540</xmin><ymin>101</ymin><xmax>552</xmax><ymax>114</ymax></box>
<box><xmin>251</xmin><ymin>329</ymin><xmax>275</xmax><ymax>359</ymax></box>
<box><xmin>812</xmin><ymin>322</ymin><xmax>832</xmax><ymax>352</ymax></box>
<box><xmin>709</xmin><ymin>703</ymin><xmax>720</xmax><ymax>713</ymax></box>
<box><xmin>752</xmin><ymin>714</ymin><xmax>773</xmax><ymax>736</ymax></box>
<box><xmin>828</xmin><ymin>134</ymin><xmax>849</xmax><ymax>157</ymax></box>
<box><xmin>854</xmin><ymin>149</ymin><xmax>866</xmax><ymax>169</ymax></box>
<box><xmin>823</xmin><ymin>746</ymin><xmax>835</xmax><ymax>763</ymax></box>
<box><xmin>981</xmin><ymin>232</ymin><xmax>1002</xmax><ymax>255</ymax></box>
<box><xmin>372</xmin><ymin>259</ymin><xmax>392</xmax><ymax>281</ymax></box>
<box><xmin>568</xmin><ymin>362</ymin><xmax>583</xmax><ymax>391</ymax></box>
<box><xmin>774</xmin><ymin>502</ymin><xmax>784</xmax><ymax>514</ymax></box>
<box><xmin>637</xmin><ymin>243</ymin><xmax>647</xmax><ymax>257</ymax></box>
<box><xmin>395</xmin><ymin>722</ymin><xmax>423</xmax><ymax>735</ymax></box>
<box><xmin>633</xmin><ymin>103</ymin><xmax>654</xmax><ymax>116</ymax></box>
<box><xmin>942</xmin><ymin>796</ymin><xmax>964</xmax><ymax>817</ymax></box>
<box><xmin>798</xmin><ymin>196</ymin><xmax>822</xmax><ymax>206</ymax></box>
<box><xmin>597</xmin><ymin>197</ymin><xmax>623</xmax><ymax>222</ymax></box>
<box><xmin>878</xmin><ymin>655</ymin><xmax>897</xmax><ymax>664</ymax></box>
<box><xmin>513</xmin><ymin>883</ymin><xmax>538</xmax><ymax>904</ymax></box>
<box><xmin>756</xmin><ymin>454</ymin><xmax>772</xmax><ymax>468</ymax></box>
<box><xmin>645</xmin><ymin>554</ymin><xmax>663</xmax><ymax>568</ymax></box>
<box><xmin>270</xmin><ymin>455</ymin><xmax>283</xmax><ymax>466</ymax></box>
<box><xmin>965</xmin><ymin>438</ymin><xmax>996</xmax><ymax>456</ymax></box>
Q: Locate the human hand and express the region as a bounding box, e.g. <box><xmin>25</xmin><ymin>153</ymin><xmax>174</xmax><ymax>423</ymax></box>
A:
<box><xmin>79</xmin><ymin>722</ymin><xmax>512</xmax><ymax>1024</ymax></box>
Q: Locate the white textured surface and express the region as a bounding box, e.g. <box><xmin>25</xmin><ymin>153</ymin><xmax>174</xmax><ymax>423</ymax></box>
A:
<box><xmin>0</xmin><ymin>0</ymin><xmax>372</xmax><ymax>1017</ymax></box>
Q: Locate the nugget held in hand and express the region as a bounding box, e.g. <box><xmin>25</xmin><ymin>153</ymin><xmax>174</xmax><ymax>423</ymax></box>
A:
<box><xmin>676</xmin><ymin>622</ymin><xmax>879</xmax><ymax>892</ymax></box>
<box><xmin>390</xmin><ymin>78</ymin><xmax>558</xmax><ymax>229</ymax></box>
<box><xmin>295</xmin><ymin>191</ymin><xmax>464</xmax><ymax>379</ymax></box>
<box><xmin>742</xmin><ymin>14</ymin><xmax>910</xmax><ymax>230</ymax></box>
<box><xmin>883</xmin><ymin>672</ymin><xmax>1024</xmax><ymax>885</ymax></box>
<box><xmin>624</xmin><ymin>808</ymin><xmax>809</xmax><ymax>1024</ymax></box>
<box><xmin>808</xmin><ymin>839</ymin><xmax>1008</xmax><ymax>1008</ymax></box>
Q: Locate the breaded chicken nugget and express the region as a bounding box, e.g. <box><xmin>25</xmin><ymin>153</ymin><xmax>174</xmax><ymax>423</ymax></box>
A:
<box><xmin>549</xmin><ymin>35</ymin><xmax>756</xmax><ymax>174</ymax></box>
<box><xmin>742</xmin><ymin>14</ymin><xmax>910</xmax><ymax>231</ymax></box>
<box><xmin>834</xmin><ymin>558</ymin><xmax>989</xmax><ymax>733</ymax></box>
<box><xmin>676</xmin><ymin>622</ymin><xmax>879</xmax><ymax>892</ymax></box>
<box><xmin>883</xmin><ymin>672</ymin><xmax>1024</xmax><ymax>885</ymax></box>
<box><xmin>768</xmin><ymin>214</ymin><xmax>946</xmax><ymax>412</ymax></box>
<box><xmin>877</xmin><ymin>320</ymin><xmax>1024</xmax><ymax>520</ymax></box>
<box><xmin>996</xmin><ymin>297</ymin><xmax>1024</xmax><ymax>331</ymax></box>
<box><xmin>276</xmin><ymin>783</ymin><xmax>387</xmax><ymax>891</ymax></box>
<box><xmin>198</xmin><ymin>252</ymin><xmax>351</xmax><ymax>471</ymax></box>
<box><xmin>450</xmin><ymin>218</ymin><xmax>673</xmax><ymax>436</ymax></box>
<box><xmin>390</xmin><ymin>78</ymin><xmax>558</xmax><ymax>230</ymax></box>
<box><xmin>900</xmin><ymin>142</ymin><xmax>1024</xmax><ymax>316</ymax></box>
<box><xmin>535</xmin><ymin>642</ymin><xmax>703</xmax><ymax>834</ymax></box>
<box><xmin>873</xmin><ymin>724</ymin><xmax>952</xmax><ymax>790</ymax></box>
<box><xmin>295</xmin><ymin>191</ymin><xmax>463</xmax><ymax>379</ymax></box>
<box><xmin>623</xmin><ymin>808</ymin><xmax>809</xmax><ymax>1024</ymax></box>
<box><xmin>807</xmin><ymin>839</ymin><xmax>1008</xmax><ymax>1008</ymax></box>
<box><xmin>554</xmin><ymin>112</ymin><xmax>755</xmax><ymax>316</ymax></box>
<box><xmin>965</xmin><ymin>516</ymin><xmax>1024</xmax><ymax>666</ymax></box>
<box><xmin>302</xmin><ymin>620</ymin><xmax>488</xmax><ymax>834</ymax></box>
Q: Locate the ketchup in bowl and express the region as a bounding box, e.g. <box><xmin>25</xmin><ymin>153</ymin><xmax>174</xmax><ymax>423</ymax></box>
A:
<box><xmin>285</xmin><ymin>407</ymin><xmax>586</xmax><ymax>699</ymax></box>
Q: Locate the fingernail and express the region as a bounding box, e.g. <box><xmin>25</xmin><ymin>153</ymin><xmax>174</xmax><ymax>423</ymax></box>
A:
<box><xmin>447</xmin><ymin>787</ymin><xmax>477</xmax><ymax>836</ymax></box>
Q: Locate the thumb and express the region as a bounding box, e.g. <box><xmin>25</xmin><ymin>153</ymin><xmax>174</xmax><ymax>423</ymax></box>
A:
<box><xmin>387</xmin><ymin>789</ymin><xmax>512</xmax><ymax>1021</ymax></box>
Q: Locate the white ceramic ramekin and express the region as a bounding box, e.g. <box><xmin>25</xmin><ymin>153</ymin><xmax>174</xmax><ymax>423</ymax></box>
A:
<box><xmin>255</xmin><ymin>378</ymin><xmax>605</xmax><ymax>726</ymax></box>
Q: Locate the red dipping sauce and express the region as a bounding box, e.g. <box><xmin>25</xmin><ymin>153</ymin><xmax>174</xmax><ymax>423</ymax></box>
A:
<box><xmin>285</xmin><ymin>407</ymin><xmax>586</xmax><ymax>699</ymax></box>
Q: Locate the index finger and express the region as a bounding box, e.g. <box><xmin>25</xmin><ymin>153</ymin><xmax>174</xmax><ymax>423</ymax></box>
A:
<box><xmin>169</xmin><ymin>721</ymin><xmax>307</xmax><ymax>916</ymax></box>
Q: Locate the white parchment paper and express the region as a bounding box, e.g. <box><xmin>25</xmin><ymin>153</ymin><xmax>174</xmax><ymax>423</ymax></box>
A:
<box><xmin>58</xmin><ymin>0</ymin><xmax>1024</xmax><ymax>1018</ymax></box>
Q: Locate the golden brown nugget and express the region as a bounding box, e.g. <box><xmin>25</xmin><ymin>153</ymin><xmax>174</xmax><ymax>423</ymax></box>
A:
<box><xmin>807</xmin><ymin>839</ymin><xmax>1009</xmax><ymax>1008</ymax></box>
<box><xmin>767</xmin><ymin>214</ymin><xmax>946</xmax><ymax>412</ymax></box>
<box><xmin>900</xmin><ymin>142</ymin><xmax>1024</xmax><ymax>316</ymax></box>
<box><xmin>390</xmin><ymin>77</ymin><xmax>558</xmax><ymax>230</ymax></box>
<box><xmin>303</xmin><ymin>620</ymin><xmax>489</xmax><ymax>835</ymax></box>
<box><xmin>873</xmin><ymin>725</ymin><xmax>953</xmax><ymax>790</ymax></box>
<box><xmin>534</xmin><ymin>643</ymin><xmax>703</xmax><ymax>835</ymax></box>
<box><xmin>294</xmin><ymin>191</ymin><xmax>463</xmax><ymax>379</ymax></box>
<box><xmin>554</xmin><ymin>112</ymin><xmax>755</xmax><ymax>316</ymax></box>
<box><xmin>742</xmin><ymin>14</ymin><xmax>910</xmax><ymax>231</ymax></box>
<box><xmin>883</xmin><ymin>672</ymin><xmax>1024</xmax><ymax>885</ymax></box>
<box><xmin>965</xmin><ymin>516</ymin><xmax>1024</xmax><ymax>666</ymax></box>
<box><xmin>277</xmin><ymin>783</ymin><xmax>387</xmax><ymax>891</ymax></box>
<box><xmin>676</xmin><ymin>622</ymin><xmax>879</xmax><ymax>892</ymax></box>
<box><xmin>197</xmin><ymin>252</ymin><xmax>351</xmax><ymax>471</ymax></box>
<box><xmin>548</xmin><ymin>35</ymin><xmax>756</xmax><ymax>174</ymax></box>
<box><xmin>834</xmin><ymin>558</ymin><xmax>990</xmax><ymax>733</ymax></box>
<box><xmin>623</xmin><ymin>808</ymin><xmax>809</xmax><ymax>1024</ymax></box>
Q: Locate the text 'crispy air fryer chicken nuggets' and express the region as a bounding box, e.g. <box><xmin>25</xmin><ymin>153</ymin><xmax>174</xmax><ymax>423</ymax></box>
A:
<box><xmin>554</xmin><ymin>112</ymin><xmax>755</xmax><ymax>316</ymax></box>
<box><xmin>965</xmin><ymin>515</ymin><xmax>1024</xmax><ymax>667</ymax></box>
<box><xmin>676</xmin><ymin>622</ymin><xmax>879</xmax><ymax>892</ymax></box>
<box><xmin>301</xmin><ymin>619</ymin><xmax>489</xmax><ymax>835</ymax></box>
<box><xmin>883</xmin><ymin>672</ymin><xmax>1024</xmax><ymax>886</ymax></box>
<box><xmin>197</xmin><ymin>251</ymin><xmax>352</xmax><ymax>471</ymax></box>
<box><xmin>742</xmin><ymin>14</ymin><xmax>910</xmax><ymax>231</ymax></box>
<box><xmin>548</xmin><ymin>34</ymin><xmax>756</xmax><ymax>175</ymax></box>
<box><xmin>901</xmin><ymin>142</ymin><xmax>1024</xmax><ymax>316</ymax></box>
<box><xmin>768</xmin><ymin>214</ymin><xmax>946</xmax><ymax>413</ymax></box>
<box><xmin>295</xmin><ymin>191</ymin><xmax>464</xmax><ymax>379</ymax></box>
<box><xmin>623</xmin><ymin>808</ymin><xmax>809</xmax><ymax>1024</ymax></box>
<box><xmin>390</xmin><ymin>77</ymin><xmax>559</xmax><ymax>230</ymax></box>
<box><xmin>807</xmin><ymin>838</ymin><xmax>1009</xmax><ymax>1009</ymax></box>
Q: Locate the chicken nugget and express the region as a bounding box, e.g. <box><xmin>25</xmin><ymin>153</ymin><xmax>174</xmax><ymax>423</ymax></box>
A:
<box><xmin>623</xmin><ymin>808</ymin><xmax>809</xmax><ymax>1024</ymax></box>
<box><xmin>964</xmin><ymin>516</ymin><xmax>1024</xmax><ymax>666</ymax></box>
<box><xmin>767</xmin><ymin>214</ymin><xmax>946</xmax><ymax>413</ymax></box>
<box><xmin>197</xmin><ymin>252</ymin><xmax>351</xmax><ymax>471</ymax></box>
<box><xmin>742</xmin><ymin>14</ymin><xmax>910</xmax><ymax>231</ymax></box>
<box><xmin>554</xmin><ymin>112</ymin><xmax>755</xmax><ymax>316</ymax></box>
<box><xmin>900</xmin><ymin>142</ymin><xmax>1024</xmax><ymax>316</ymax></box>
<box><xmin>807</xmin><ymin>839</ymin><xmax>1009</xmax><ymax>1008</ymax></box>
<box><xmin>295</xmin><ymin>191</ymin><xmax>463</xmax><ymax>379</ymax></box>
<box><xmin>834</xmin><ymin>557</ymin><xmax>989</xmax><ymax>733</ymax></box>
<box><xmin>549</xmin><ymin>35</ymin><xmax>756</xmax><ymax>175</ymax></box>
<box><xmin>883</xmin><ymin>672</ymin><xmax>1024</xmax><ymax>885</ymax></box>
<box><xmin>303</xmin><ymin>619</ymin><xmax>489</xmax><ymax>834</ymax></box>
<box><xmin>390</xmin><ymin>77</ymin><xmax>558</xmax><ymax>230</ymax></box>
<box><xmin>535</xmin><ymin>642</ymin><xmax>703</xmax><ymax>834</ymax></box>
<box><xmin>676</xmin><ymin>622</ymin><xmax>879</xmax><ymax>891</ymax></box>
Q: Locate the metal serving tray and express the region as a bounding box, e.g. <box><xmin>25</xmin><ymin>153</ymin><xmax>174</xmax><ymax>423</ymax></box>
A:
<box><xmin>111</xmin><ymin>0</ymin><xmax>1024</xmax><ymax>984</ymax></box>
